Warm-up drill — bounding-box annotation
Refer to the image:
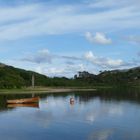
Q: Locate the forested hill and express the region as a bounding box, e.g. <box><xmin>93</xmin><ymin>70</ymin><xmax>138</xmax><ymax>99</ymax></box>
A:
<box><xmin>0</xmin><ymin>63</ymin><xmax>48</xmax><ymax>88</ymax></box>
<box><xmin>0</xmin><ymin>63</ymin><xmax>140</xmax><ymax>89</ymax></box>
<box><xmin>74</xmin><ymin>67</ymin><xmax>140</xmax><ymax>86</ymax></box>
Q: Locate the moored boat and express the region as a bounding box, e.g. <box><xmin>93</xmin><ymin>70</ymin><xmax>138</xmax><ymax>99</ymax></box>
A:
<box><xmin>7</xmin><ymin>103</ymin><xmax>39</xmax><ymax>108</ymax></box>
<box><xmin>7</xmin><ymin>97</ymin><xmax>39</xmax><ymax>104</ymax></box>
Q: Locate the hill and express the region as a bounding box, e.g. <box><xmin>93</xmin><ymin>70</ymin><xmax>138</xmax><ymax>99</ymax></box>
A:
<box><xmin>74</xmin><ymin>67</ymin><xmax>140</xmax><ymax>86</ymax></box>
<box><xmin>0</xmin><ymin>63</ymin><xmax>48</xmax><ymax>88</ymax></box>
<box><xmin>0</xmin><ymin>63</ymin><xmax>140</xmax><ymax>89</ymax></box>
<box><xmin>0</xmin><ymin>63</ymin><xmax>79</xmax><ymax>88</ymax></box>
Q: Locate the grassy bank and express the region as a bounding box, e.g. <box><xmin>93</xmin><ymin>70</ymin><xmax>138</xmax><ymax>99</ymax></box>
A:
<box><xmin>0</xmin><ymin>87</ymin><xmax>97</xmax><ymax>94</ymax></box>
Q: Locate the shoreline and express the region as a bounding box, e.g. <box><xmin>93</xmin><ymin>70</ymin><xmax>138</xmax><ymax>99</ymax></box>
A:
<box><xmin>0</xmin><ymin>88</ymin><xmax>97</xmax><ymax>94</ymax></box>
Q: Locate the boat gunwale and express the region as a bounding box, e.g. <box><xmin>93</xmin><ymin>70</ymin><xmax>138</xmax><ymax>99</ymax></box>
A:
<box><xmin>7</xmin><ymin>97</ymin><xmax>39</xmax><ymax>104</ymax></box>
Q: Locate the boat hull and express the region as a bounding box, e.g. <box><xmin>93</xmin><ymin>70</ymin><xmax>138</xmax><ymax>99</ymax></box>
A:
<box><xmin>7</xmin><ymin>97</ymin><xmax>39</xmax><ymax>104</ymax></box>
<box><xmin>7</xmin><ymin>103</ymin><xmax>39</xmax><ymax>108</ymax></box>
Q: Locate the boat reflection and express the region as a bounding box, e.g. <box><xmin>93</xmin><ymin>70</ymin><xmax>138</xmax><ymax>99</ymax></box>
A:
<box><xmin>7</xmin><ymin>103</ymin><xmax>39</xmax><ymax>108</ymax></box>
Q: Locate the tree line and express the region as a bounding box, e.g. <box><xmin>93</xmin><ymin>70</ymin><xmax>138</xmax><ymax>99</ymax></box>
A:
<box><xmin>0</xmin><ymin>63</ymin><xmax>139</xmax><ymax>88</ymax></box>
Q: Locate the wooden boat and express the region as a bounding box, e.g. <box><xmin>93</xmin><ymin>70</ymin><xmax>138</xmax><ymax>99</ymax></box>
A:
<box><xmin>7</xmin><ymin>97</ymin><xmax>39</xmax><ymax>104</ymax></box>
<box><xmin>7</xmin><ymin>103</ymin><xmax>39</xmax><ymax>108</ymax></box>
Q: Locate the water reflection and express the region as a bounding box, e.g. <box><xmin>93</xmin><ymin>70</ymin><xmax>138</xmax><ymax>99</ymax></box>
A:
<box><xmin>0</xmin><ymin>87</ymin><xmax>140</xmax><ymax>111</ymax></box>
<box><xmin>88</xmin><ymin>128</ymin><xmax>114</xmax><ymax>140</ymax></box>
<box><xmin>7</xmin><ymin>103</ymin><xmax>39</xmax><ymax>108</ymax></box>
<box><xmin>70</xmin><ymin>97</ymin><xmax>75</xmax><ymax>106</ymax></box>
<box><xmin>0</xmin><ymin>88</ymin><xmax>140</xmax><ymax>140</ymax></box>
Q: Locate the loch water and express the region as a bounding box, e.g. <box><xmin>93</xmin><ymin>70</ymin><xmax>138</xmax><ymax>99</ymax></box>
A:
<box><xmin>0</xmin><ymin>88</ymin><xmax>140</xmax><ymax>140</ymax></box>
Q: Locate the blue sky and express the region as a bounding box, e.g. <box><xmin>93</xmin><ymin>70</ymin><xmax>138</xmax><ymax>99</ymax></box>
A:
<box><xmin>0</xmin><ymin>0</ymin><xmax>140</xmax><ymax>77</ymax></box>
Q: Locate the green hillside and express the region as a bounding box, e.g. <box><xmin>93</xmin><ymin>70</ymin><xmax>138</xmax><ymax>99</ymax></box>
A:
<box><xmin>74</xmin><ymin>67</ymin><xmax>140</xmax><ymax>86</ymax></box>
<box><xmin>0</xmin><ymin>63</ymin><xmax>140</xmax><ymax>89</ymax></box>
<box><xmin>0</xmin><ymin>63</ymin><xmax>48</xmax><ymax>88</ymax></box>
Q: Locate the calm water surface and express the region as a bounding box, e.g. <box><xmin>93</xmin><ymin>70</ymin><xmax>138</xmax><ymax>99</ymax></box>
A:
<box><xmin>0</xmin><ymin>88</ymin><xmax>140</xmax><ymax>140</ymax></box>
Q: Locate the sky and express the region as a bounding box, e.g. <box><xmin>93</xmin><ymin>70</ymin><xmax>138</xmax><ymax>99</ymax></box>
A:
<box><xmin>0</xmin><ymin>0</ymin><xmax>140</xmax><ymax>77</ymax></box>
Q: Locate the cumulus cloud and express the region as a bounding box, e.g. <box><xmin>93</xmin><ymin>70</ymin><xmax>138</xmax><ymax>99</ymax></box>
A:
<box><xmin>84</xmin><ymin>51</ymin><xmax>128</xmax><ymax>68</ymax></box>
<box><xmin>21</xmin><ymin>49</ymin><xmax>135</xmax><ymax>76</ymax></box>
<box><xmin>85</xmin><ymin>32</ymin><xmax>112</xmax><ymax>45</ymax></box>
<box><xmin>34</xmin><ymin>63</ymin><xmax>86</xmax><ymax>77</ymax></box>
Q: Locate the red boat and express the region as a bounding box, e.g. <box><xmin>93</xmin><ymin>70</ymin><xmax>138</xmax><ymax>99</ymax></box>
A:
<box><xmin>7</xmin><ymin>103</ymin><xmax>39</xmax><ymax>108</ymax></box>
<box><xmin>7</xmin><ymin>97</ymin><xmax>39</xmax><ymax>104</ymax></box>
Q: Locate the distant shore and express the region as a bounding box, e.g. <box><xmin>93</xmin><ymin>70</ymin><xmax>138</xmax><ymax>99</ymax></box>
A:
<box><xmin>0</xmin><ymin>87</ymin><xmax>97</xmax><ymax>94</ymax></box>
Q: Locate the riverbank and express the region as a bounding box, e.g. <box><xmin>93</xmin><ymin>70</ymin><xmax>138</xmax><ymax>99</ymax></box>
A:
<box><xmin>0</xmin><ymin>87</ymin><xmax>97</xmax><ymax>94</ymax></box>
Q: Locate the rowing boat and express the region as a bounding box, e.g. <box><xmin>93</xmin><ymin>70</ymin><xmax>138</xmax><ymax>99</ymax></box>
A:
<box><xmin>7</xmin><ymin>103</ymin><xmax>39</xmax><ymax>108</ymax></box>
<box><xmin>7</xmin><ymin>97</ymin><xmax>39</xmax><ymax>104</ymax></box>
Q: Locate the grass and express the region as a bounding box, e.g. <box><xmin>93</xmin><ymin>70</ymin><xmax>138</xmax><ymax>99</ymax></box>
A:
<box><xmin>0</xmin><ymin>86</ymin><xmax>97</xmax><ymax>94</ymax></box>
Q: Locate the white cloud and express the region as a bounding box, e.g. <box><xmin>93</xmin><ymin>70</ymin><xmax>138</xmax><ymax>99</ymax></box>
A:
<box><xmin>84</xmin><ymin>51</ymin><xmax>126</xmax><ymax>68</ymax></box>
<box><xmin>0</xmin><ymin>4</ymin><xmax>40</xmax><ymax>23</ymax></box>
<box><xmin>22</xmin><ymin>49</ymin><xmax>53</xmax><ymax>64</ymax></box>
<box><xmin>35</xmin><ymin>65</ymin><xmax>44</xmax><ymax>74</ymax></box>
<box><xmin>88</xmin><ymin>0</ymin><xmax>136</xmax><ymax>9</ymax></box>
<box><xmin>37</xmin><ymin>63</ymin><xmax>87</xmax><ymax>77</ymax></box>
<box><xmin>84</xmin><ymin>51</ymin><xmax>96</xmax><ymax>60</ymax></box>
<box><xmin>46</xmin><ymin>67</ymin><xmax>66</xmax><ymax>76</ymax></box>
<box><xmin>108</xmin><ymin>106</ymin><xmax>123</xmax><ymax>116</ymax></box>
<box><xmin>20</xmin><ymin>49</ymin><xmax>135</xmax><ymax>76</ymax></box>
<box><xmin>21</xmin><ymin>49</ymin><xmax>83</xmax><ymax>64</ymax></box>
<box><xmin>85</xmin><ymin>32</ymin><xmax>112</xmax><ymax>45</ymax></box>
<box><xmin>0</xmin><ymin>1</ymin><xmax>139</xmax><ymax>40</ymax></box>
<box><xmin>20</xmin><ymin>49</ymin><xmax>87</xmax><ymax>77</ymax></box>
